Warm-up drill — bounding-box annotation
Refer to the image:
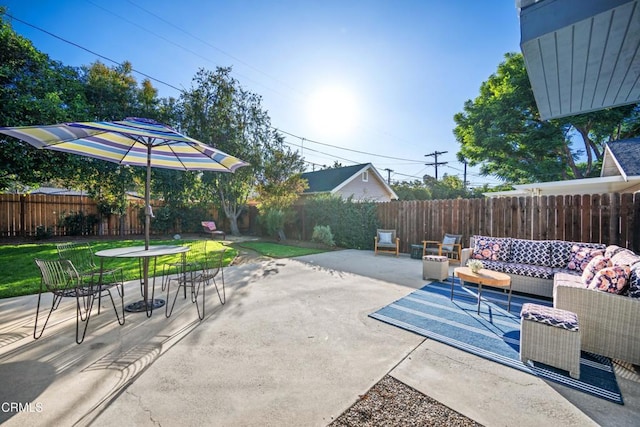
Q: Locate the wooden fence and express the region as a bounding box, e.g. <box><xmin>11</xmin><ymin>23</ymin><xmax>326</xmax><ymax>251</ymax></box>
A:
<box><xmin>2</xmin><ymin>192</ymin><xmax>639</xmax><ymax>253</ymax></box>
<box><xmin>0</xmin><ymin>193</ymin><xmax>146</xmax><ymax>238</ymax></box>
<box><xmin>376</xmin><ymin>193</ymin><xmax>640</xmax><ymax>253</ymax></box>
<box><xmin>0</xmin><ymin>193</ymin><xmax>254</xmax><ymax>238</ymax></box>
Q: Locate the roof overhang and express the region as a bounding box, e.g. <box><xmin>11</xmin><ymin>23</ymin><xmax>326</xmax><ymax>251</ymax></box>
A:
<box><xmin>518</xmin><ymin>0</ymin><xmax>640</xmax><ymax>120</ymax></box>
<box><xmin>485</xmin><ymin>175</ymin><xmax>640</xmax><ymax>197</ymax></box>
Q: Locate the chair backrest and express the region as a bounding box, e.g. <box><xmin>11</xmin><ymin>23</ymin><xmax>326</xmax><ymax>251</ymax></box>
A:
<box><xmin>202</xmin><ymin>247</ymin><xmax>227</xmax><ymax>279</ymax></box>
<box><xmin>57</xmin><ymin>242</ymin><xmax>97</xmax><ymax>273</ymax></box>
<box><xmin>35</xmin><ymin>258</ymin><xmax>81</xmax><ymax>294</ymax></box>
<box><xmin>377</xmin><ymin>229</ymin><xmax>397</xmax><ymax>244</ymax></box>
<box><xmin>186</xmin><ymin>240</ymin><xmax>208</xmax><ymax>265</ymax></box>
<box><xmin>201</xmin><ymin>221</ymin><xmax>217</xmax><ymax>231</ymax></box>
<box><xmin>442</xmin><ymin>233</ymin><xmax>462</xmax><ymax>252</ymax></box>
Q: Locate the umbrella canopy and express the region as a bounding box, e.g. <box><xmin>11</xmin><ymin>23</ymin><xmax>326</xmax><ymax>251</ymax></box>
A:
<box><xmin>0</xmin><ymin>117</ymin><xmax>249</xmax><ymax>247</ymax></box>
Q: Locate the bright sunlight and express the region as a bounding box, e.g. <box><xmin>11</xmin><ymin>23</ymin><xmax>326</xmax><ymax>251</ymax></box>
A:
<box><xmin>307</xmin><ymin>86</ymin><xmax>359</xmax><ymax>137</ymax></box>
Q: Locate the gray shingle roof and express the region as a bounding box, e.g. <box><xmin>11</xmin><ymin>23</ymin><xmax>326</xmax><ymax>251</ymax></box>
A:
<box><xmin>301</xmin><ymin>163</ymin><xmax>370</xmax><ymax>193</ymax></box>
<box><xmin>607</xmin><ymin>138</ymin><xmax>640</xmax><ymax>176</ymax></box>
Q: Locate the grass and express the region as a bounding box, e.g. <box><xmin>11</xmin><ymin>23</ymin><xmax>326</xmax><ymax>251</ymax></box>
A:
<box><xmin>0</xmin><ymin>239</ymin><xmax>235</xmax><ymax>299</ymax></box>
<box><xmin>238</xmin><ymin>241</ymin><xmax>329</xmax><ymax>258</ymax></box>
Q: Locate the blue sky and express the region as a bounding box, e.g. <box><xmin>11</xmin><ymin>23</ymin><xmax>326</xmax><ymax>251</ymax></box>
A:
<box><xmin>2</xmin><ymin>1</ymin><xmax>522</xmax><ymax>187</ymax></box>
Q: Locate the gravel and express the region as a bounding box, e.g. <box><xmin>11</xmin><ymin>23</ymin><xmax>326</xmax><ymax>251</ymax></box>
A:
<box><xmin>329</xmin><ymin>375</ymin><xmax>482</xmax><ymax>427</ymax></box>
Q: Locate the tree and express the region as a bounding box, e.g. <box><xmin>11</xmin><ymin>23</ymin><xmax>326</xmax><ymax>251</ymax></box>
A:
<box><xmin>255</xmin><ymin>131</ymin><xmax>307</xmax><ymax>211</ymax></box>
<box><xmin>453</xmin><ymin>52</ymin><xmax>640</xmax><ymax>184</ymax></box>
<box><xmin>254</xmin><ymin>131</ymin><xmax>307</xmax><ymax>236</ymax></box>
<box><xmin>180</xmin><ymin>67</ymin><xmax>268</xmax><ymax>236</ymax></box>
<box><xmin>0</xmin><ymin>12</ymin><xmax>90</xmax><ymax>190</ymax></box>
<box><xmin>392</xmin><ymin>180</ymin><xmax>431</xmax><ymax>201</ymax></box>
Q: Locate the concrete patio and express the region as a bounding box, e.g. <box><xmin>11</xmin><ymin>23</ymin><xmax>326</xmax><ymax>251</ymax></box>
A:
<box><xmin>0</xmin><ymin>249</ymin><xmax>638</xmax><ymax>426</ymax></box>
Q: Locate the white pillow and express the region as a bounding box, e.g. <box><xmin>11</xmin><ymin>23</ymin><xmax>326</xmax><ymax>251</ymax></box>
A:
<box><xmin>378</xmin><ymin>232</ymin><xmax>393</xmax><ymax>244</ymax></box>
<box><xmin>442</xmin><ymin>235</ymin><xmax>457</xmax><ymax>252</ymax></box>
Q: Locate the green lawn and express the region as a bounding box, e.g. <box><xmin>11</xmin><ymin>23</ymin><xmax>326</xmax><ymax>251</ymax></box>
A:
<box><xmin>0</xmin><ymin>239</ymin><xmax>234</xmax><ymax>299</ymax></box>
<box><xmin>237</xmin><ymin>241</ymin><xmax>328</xmax><ymax>258</ymax></box>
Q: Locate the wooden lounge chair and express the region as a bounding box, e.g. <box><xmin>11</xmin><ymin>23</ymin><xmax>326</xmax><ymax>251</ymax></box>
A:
<box><xmin>375</xmin><ymin>229</ymin><xmax>400</xmax><ymax>256</ymax></box>
<box><xmin>422</xmin><ymin>233</ymin><xmax>463</xmax><ymax>263</ymax></box>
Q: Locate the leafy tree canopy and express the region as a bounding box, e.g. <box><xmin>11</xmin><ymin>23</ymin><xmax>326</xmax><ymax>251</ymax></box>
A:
<box><xmin>453</xmin><ymin>52</ymin><xmax>640</xmax><ymax>184</ymax></box>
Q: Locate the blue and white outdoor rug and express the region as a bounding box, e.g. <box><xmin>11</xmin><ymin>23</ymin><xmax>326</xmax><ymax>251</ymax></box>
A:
<box><xmin>370</xmin><ymin>280</ymin><xmax>623</xmax><ymax>404</ymax></box>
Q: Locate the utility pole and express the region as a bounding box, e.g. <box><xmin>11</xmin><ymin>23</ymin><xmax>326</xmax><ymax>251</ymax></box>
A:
<box><xmin>425</xmin><ymin>151</ymin><xmax>448</xmax><ymax>180</ymax></box>
<box><xmin>463</xmin><ymin>161</ymin><xmax>468</xmax><ymax>190</ymax></box>
<box><xmin>384</xmin><ymin>168</ymin><xmax>393</xmax><ymax>185</ymax></box>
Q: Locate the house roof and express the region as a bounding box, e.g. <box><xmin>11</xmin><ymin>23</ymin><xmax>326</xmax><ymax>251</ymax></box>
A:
<box><xmin>302</xmin><ymin>164</ymin><xmax>369</xmax><ymax>193</ymax></box>
<box><xmin>604</xmin><ymin>138</ymin><xmax>640</xmax><ymax>178</ymax></box>
<box><xmin>301</xmin><ymin>163</ymin><xmax>398</xmax><ymax>199</ymax></box>
<box><xmin>486</xmin><ymin>137</ymin><xmax>640</xmax><ymax>197</ymax></box>
<box><xmin>518</xmin><ymin>0</ymin><xmax>640</xmax><ymax>120</ymax></box>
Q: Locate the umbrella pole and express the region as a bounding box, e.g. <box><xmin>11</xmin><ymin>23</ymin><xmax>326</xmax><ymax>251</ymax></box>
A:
<box><xmin>143</xmin><ymin>147</ymin><xmax>151</xmax><ymax>313</ymax></box>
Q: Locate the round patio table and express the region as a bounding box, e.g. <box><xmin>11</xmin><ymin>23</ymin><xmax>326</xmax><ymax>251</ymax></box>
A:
<box><xmin>95</xmin><ymin>245</ymin><xmax>189</xmax><ymax>317</ymax></box>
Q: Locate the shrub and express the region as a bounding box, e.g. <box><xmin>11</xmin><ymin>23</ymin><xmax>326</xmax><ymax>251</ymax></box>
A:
<box><xmin>302</xmin><ymin>195</ymin><xmax>379</xmax><ymax>249</ymax></box>
<box><xmin>311</xmin><ymin>225</ymin><xmax>335</xmax><ymax>246</ymax></box>
<box><xmin>262</xmin><ymin>208</ymin><xmax>285</xmax><ymax>237</ymax></box>
<box><xmin>59</xmin><ymin>211</ymin><xmax>99</xmax><ymax>236</ymax></box>
<box><xmin>35</xmin><ymin>225</ymin><xmax>53</xmax><ymax>240</ymax></box>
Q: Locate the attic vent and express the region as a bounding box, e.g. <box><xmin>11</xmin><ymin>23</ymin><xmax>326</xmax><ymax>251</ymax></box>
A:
<box><xmin>362</xmin><ymin>171</ymin><xmax>369</xmax><ymax>182</ymax></box>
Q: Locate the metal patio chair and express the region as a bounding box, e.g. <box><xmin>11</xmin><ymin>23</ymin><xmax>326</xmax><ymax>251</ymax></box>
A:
<box><xmin>161</xmin><ymin>239</ymin><xmax>208</xmax><ymax>292</ymax></box>
<box><xmin>33</xmin><ymin>258</ymin><xmax>125</xmax><ymax>344</ymax></box>
<box><xmin>57</xmin><ymin>242</ymin><xmax>124</xmax><ymax>308</ymax></box>
<box><xmin>165</xmin><ymin>247</ymin><xmax>227</xmax><ymax>320</ymax></box>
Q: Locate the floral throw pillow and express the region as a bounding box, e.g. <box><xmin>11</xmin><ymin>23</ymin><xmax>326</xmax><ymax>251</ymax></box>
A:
<box><xmin>567</xmin><ymin>245</ymin><xmax>604</xmax><ymax>273</ymax></box>
<box><xmin>581</xmin><ymin>255</ymin><xmax>612</xmax><ymax>285</ymax></box>
<box><xmin>588</xmin><ymin>265</ymin><xmax>631</xmax><ymax>294</ymax></box>
<box><xmin>472</xmin><ymin>237</ymin><xmax>504</xmax><ymax>261</ymax></box>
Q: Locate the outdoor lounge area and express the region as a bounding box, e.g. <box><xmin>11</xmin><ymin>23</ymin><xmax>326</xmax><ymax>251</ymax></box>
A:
<box><xmin>0</xmin><ymin>247</ymin><xmax>638</xmax><ymax>426</ymax></box>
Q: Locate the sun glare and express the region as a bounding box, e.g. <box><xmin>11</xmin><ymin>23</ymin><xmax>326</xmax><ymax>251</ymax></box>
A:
<box><xmin>307</xmin><ymin>86</ymin><xmax>359</xmax><ymax>137</ymax></box>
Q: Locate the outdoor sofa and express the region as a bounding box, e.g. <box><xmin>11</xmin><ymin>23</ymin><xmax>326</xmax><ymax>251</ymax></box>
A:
<box><xmin>461</xmin><ymin>235</ymin><xmax>640</xmax><ymax>365</ymax></box>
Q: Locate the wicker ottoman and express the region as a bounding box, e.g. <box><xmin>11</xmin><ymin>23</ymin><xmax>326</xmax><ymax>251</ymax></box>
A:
<box><xmin>520</xmin><ymin>303</ymin><xmax>581</xmax><ymax>379</ymax></box>
<box><xmin>423</xmin><ymin>255</ymin><xmax>449</xmax><ymax>281</ymax></box>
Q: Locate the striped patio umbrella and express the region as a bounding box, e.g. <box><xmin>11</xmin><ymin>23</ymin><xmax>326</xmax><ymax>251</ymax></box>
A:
<box><xmin>0</xmin><ymin>117</ymin><xmax>249</xmax><ymax>248</ymax></box>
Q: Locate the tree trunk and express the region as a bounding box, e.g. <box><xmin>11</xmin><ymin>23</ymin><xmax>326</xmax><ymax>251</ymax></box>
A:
<box><xmin>563</xmin><ymin>144</ymin><xmax>582</xmax><ymax>178</ymax></box>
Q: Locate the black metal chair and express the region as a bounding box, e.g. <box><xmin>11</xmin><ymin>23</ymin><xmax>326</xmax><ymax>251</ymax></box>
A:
<box><xmin>165</xmin><ymin>247</ymin><xmax>227</xmax><ymax>320</ymax></box>
<box><xmin>161</xmin><ymin>240</ymin><xmax>208</xmax><ymax>292</ymax></box>
<box><xmin>57</xmin><ymin>242</ymin><xmax>124</xmax><ymax>307</ymax></box>
<box><xmin>33</xmin><ymin>258</ymin><xmax>125</xmax><ymax>344</ymax></box>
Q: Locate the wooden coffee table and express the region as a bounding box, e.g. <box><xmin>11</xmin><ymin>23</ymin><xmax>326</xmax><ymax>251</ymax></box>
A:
<box><xmin>453</xmin><ymin>266</ymin><xmax>512</xmax><ymax>314</ymax></box>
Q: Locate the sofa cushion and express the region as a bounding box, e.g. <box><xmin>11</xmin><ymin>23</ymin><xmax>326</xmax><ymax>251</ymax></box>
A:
<box><xmin>581</xmin><ymin>255</ymin><xmax>612</xmax><ymax>285</ymax></box>
<box><xmin>474</xmin><ymin>259</ymin><xmax>508</xmax><ymax>273</ymax></box>
<box><xmin>472</xmin><ymin>236</ymin><xmax>510</xmax><ymax>262</ymax></box>
<box><xmin>588</xmin><ymin>265</ymin><xmax>631</xmax><ymax>294</ymax></box>
<box><xmin>610</xmin><ymin>248</ymin><xmax>640</xmax><ymax>267</ymax></box>
<box><xmin>510</xmin><ymin>239</ymin><xmax>551</xmax><ymax>266</ymax></box>
<box><xmin>567</xmin><ymin>245</ymin><xmax>605</xmax><ymax>273</ymax></box>
<box><xmin>551</xmin><ymin>241</ymin><xmax>605</xmax><ymax>269</ymax></box>
<box><xmin>502</xmin><ymin>263</ymin><xmax>555</xmax><ymax>280</ymax></box>
<box><xmin>629</xmin><ymin>265</ymin><xmax>640</xmax><ymax>298</ymax></box>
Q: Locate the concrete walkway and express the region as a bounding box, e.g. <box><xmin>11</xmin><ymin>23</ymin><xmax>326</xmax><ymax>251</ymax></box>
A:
<box><xmin>0</xmin><ymin>249</ymin><xmax>638</xmax><ymax>426</ymax></box>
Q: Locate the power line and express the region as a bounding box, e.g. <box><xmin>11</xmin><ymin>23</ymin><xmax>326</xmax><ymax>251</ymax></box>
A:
<box><xmin>3</xmin><ymin>11</ymin><xmax>504</xmax><ymax>188</ymax></box>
